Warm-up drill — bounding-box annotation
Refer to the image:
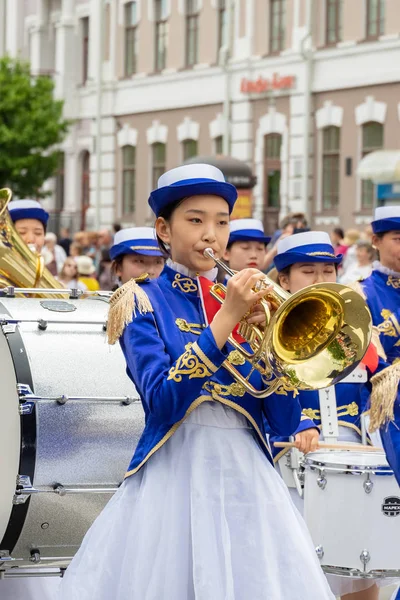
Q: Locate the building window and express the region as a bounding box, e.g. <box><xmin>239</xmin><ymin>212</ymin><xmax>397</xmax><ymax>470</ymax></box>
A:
<box><xmin>80</xmin><ymin>151</ymin><xmax>90</xmax><ymax>230</ymax></box>
<box><xmin>322</xmin><ymin>126</ymin><xmax>340</xmax><ymax>210</ymax></box>
<box><xmin>81</xmin><ymin>17</ymin><xmax>89</xmax><ymax>84</ymax></box>
<box><xmin>366</xmin><ymin>0</ymin><xmax>385</xmax><ymax>39</ymax></box>
<box><xmin>326</xmin><ymin>0</ymin><xmax>343</xmax><ymax>45</ymax></box>
<box><xmin>215</xmin><ymin>135</ymin><xmax>223</xmax><ymax>155</ymax></box>
<box><xmin>185</xmin><ymin>0</ymin><xmax>198</xmax><ymax>67</ymax></box>
<box><xmin>125</xmin><ymin>1</ymin><xmax>138</xmax><ymax>76</ymax></box>
<box><xmin>182</xmin><ymin>139</ymin><xmax>198</xmax><ymax>161</ymax></box>
<box><xmin>263</xmin><ymin>134</ymin><xmax>282</xmax><ymax>209</ymax></box>
<box><xmin>269</xmin><ymin>0</ymin><xmax>286</xmax><ymax>54</ymax></box>
<box><xmin>361</xmin><ymin>122</ymin><xmax>383</xmax><ymax>210</ymax></box>
<box><xmin>152</xmin><ymin>143</ymin><xmax>166</xmax><ymax>189</ymax></box>
<box><xmin>217</xmin><ymin>0</ymin><xmax>227</xmax><ymax>53</ymax></box>
<box><xmin>122</xmin><ymin>146</ymin><xmax>136</xmax><ymax>216</ymax></box>
<box><xmin>155</xmin><ymin>0</ymin><xmax>168</xmax><ymax>71</ymax></box>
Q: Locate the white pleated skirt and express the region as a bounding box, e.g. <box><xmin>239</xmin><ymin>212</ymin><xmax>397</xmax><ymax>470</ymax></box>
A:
<box><xmin>0</xmin><ymin>573</ymin><xmax>60</xmax><ymax>600</ymax></box>
<box><xmin>59</xmin><ymin>402</ymin><xmax>335</xmax><ymax>600</ymax></box>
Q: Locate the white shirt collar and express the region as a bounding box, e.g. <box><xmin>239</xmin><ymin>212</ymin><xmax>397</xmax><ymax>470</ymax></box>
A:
<box><xmin>373</xmin><ymin>261</ymin><xmax>400</xmax><ymax>278</ymax></box>
<box><xmin>166</xmin><ymin>258</ymin><xmax>218</xmax><ymax>282</ymax></box>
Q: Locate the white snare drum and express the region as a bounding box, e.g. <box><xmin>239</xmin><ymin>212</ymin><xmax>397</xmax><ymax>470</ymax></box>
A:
<box><xmin>0</xmin><ymin>297</ymin><xmax>144</xmax><ymax>576</ymax></box>
<box><xmin>304</xmin><ymin>450</ymin><xmax>400</xmax><ymax>578</ymax></box>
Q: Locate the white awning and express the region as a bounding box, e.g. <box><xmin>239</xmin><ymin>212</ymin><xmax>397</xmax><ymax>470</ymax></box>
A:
<box><xmin>357</xmin><ymin>150</ymin><xmax>400</xmax><ymax>183</ymax></box>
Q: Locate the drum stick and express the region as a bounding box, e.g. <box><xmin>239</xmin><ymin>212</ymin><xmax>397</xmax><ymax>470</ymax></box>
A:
<box><xmin>273</xmin><ymin>441</ymin><xmax>382</xmax><ymax>452</ymax></box>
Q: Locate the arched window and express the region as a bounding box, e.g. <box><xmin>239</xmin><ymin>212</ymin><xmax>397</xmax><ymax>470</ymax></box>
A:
<box><xmin>80</xmin><ymin>150</ymin><xmax>90</xmax><ymax>230</ymax></box>
<box><xmin>361</xmin><ymin>122</ymin><xmax>383</xmax><ymax>209</ymax></box>
<box><xmin>122</xmin><ymin>145</ymin><xmax>136</xmax><ymax>216</ymax></box>
<box><xmin>322</xmin><ymin>126</ymin><xmax>340</xmax><ymax>210</ymax></box>
<box><xmin>182</xmin><ymin>138</ymin><xmax>197</xmax><ymax>161</ymax></box>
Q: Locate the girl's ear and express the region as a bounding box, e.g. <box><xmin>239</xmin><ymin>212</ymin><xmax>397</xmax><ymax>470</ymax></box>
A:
<box><xmin>278</xmin><ymin>273</ymin><xmax>290</xmax><ymax>291</ymax></box>
<box><xmin>223</xmin><ymin>249</ymin><xmax>230</xmax><ymax>262</ymax></box>
<box><xmin>156</xmin><ymin>217</ymin><xmax>171</xmax><ymax>245</ymax></box>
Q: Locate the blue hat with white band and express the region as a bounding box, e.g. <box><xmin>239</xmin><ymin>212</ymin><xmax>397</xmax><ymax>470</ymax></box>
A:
<box><xmin>110</xmin><ymin>227</ymin><xmax>164</xmax><ymax>260</ymax></box>
<box><xmin>371</xmin><ymin>206</ymin><xmax>400</xmax><ymax>234</ymax></box>
<box><xmin>148</xmin><ymin>164</ymin><xmax>237</xmax><ymax>217</ymax></box>
<box><xmin>274</xmin><ymin>231</ymin><xmax>342</xmax><ymax>271</ymax></box>
<box><xmin>8</xmin><ymin>199</ymin><xmax>49</xmax><ymax>226</ymax></box>
<box><xmin>228</xmin><ymin>218</ymin><xmax>271</xmax><ymax>245</ymax></box>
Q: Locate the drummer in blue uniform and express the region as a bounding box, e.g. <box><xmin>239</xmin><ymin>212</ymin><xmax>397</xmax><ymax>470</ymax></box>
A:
<box><xmin>223</xmin><ymin>218</ymin><xmax>270</xmax><ymax>277</ymax></box>
<box><xmin>361</xmin><ymin>207</ymin><xmax>400</xmax><ymax>485</ymax></box>
<box><xmin>269</xmin><ymin>231</ymin><xmax>382</xmax><ymax>600</ymax></box>
<box><xmin>110</xmin><ymin>226</ymin><xmax>165</xmax><ymax>285</ymax></box>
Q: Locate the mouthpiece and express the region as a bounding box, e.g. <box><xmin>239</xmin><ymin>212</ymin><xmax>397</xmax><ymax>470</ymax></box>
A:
<box><xmin>204</xmin><ymin>248</ymin><xmax>215</xmax><ymax>260</ymax></box>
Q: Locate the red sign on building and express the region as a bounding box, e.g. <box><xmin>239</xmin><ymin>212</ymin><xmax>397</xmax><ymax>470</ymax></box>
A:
<box><xmin>240</xmin><ymin>74</ymin><xmax>296</xmax><ymax>94</ymax></box>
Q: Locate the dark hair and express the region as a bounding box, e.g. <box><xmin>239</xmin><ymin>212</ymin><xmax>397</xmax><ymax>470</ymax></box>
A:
<box><xmin>111</xmin><ymin>255</ymin><xmax>124</xmax><ymax>279</ymax></box>
<box><xmin>113</xmin><ymin>222</ymin><xmax>122</xmax><ymax>234</ymax></box>
<box><xmin>333</xmin><ymin>227</ymin><xmax>344</xmax><ymax>239</ymax></box>
<box><xmin>155</xmin><ymin>199</ymin><xmax>185</xmax><ymax>256</ymax></box>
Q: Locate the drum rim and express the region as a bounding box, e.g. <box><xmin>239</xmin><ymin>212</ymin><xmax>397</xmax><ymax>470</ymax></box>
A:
<box><xmin>304</xmin><ymin>449</ymin><xmax>388</xmax><ymax>471</ymax></box>
<box><xmin>0</xmin><ymin>301</ymin><xmax>36</xmax><ymax>556</ymax></box>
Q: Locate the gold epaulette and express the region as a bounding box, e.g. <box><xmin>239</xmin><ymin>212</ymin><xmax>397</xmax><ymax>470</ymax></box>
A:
<box><xmin>369</xmin><ymin>362</ymin><xmax>400</xmax><ymax>431</ymax></box>
<box><xmin>107</xmin><ymin>274</ymin><xmax>153</xmax><ymax>345</ymax></box>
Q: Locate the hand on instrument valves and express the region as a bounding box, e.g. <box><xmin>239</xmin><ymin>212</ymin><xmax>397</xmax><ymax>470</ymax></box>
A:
<box><xmin>223</xmin><ymin>268</ymin><xmax>272</xmax><ymax>326</ymax></box>
<box><xmin>294</xmin><ymin>428</ymin><xmax>319</xmax><ymax>454</ymax></box>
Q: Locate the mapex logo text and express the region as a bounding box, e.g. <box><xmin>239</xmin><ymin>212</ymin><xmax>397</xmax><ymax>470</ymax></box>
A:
<box><xmin>382</xmin><ymin>496</ymin><xmax>400</xmax><ymax>517</ymax></box>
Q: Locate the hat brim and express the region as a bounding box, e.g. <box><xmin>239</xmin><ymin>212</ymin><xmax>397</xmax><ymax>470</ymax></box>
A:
<box><xmin>229</xmin><ymin>232</ymin><xmax>271</xmax><ymax>245</ymax></box>
<box><xmin>372</xmin><ymin>217</ymin><xmax>400</xmax><ymax>234</ymax></box>
<box><xmin>79</xmin><ymin>268</ymin><xmax>96</xmax><ymax>275</ymax></box>
<box><xmin>275</xmin><ymin>252</ymin><xmax>342</xmax><ymax>272</ymax></box>
<box><xmin>149</xmin><ymin>179</ymin><xmax>237</xmax><ymax>216</ymax></box>
<box><xmin>9</xmin><ymin>207</ymin><xmax>49</xmax><ymax>226</ymax></box>
<box><xmin>110</xmin><ymin>246</ymin><xmax>165</xmax><ymax>260</ymax></box>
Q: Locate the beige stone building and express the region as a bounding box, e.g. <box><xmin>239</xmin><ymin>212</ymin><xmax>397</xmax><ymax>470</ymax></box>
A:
<box><xmin>1</xmin><ymin>0</ymin><xmax>400</xmax><ymax>234</ymax></box>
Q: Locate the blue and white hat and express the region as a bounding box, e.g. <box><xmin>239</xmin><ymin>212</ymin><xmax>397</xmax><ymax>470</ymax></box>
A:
<box><xmin>229</xmin><ymin>218</ymin><xmax>271</xmax><ymax>245</ymax></box>
<box><xmin>274</xmin><ymin>231</ymin><xmax>342</xmax><ymax>271</ymax></box>
<box><xmin>110</xmin><ymin>227</ymin><xmax>164</xmax><ymax>260</ymax></box>
<box><xmin>371</xmin><ymin>206</ymin><xmax>400</xmax><ymax>234</ymax></box>
<box><xmin>8</xmin><ymin>199</ymin><xmax>49</xmax><ymax>226</ymax></box>
<box><xmin>148</xmin><ymin>163</ymin><xmax>237</xmax><ymax>217</ymax></box>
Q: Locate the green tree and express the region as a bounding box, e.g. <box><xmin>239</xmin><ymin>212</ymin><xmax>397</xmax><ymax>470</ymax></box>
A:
<box><xmin>0</xmin><ymin>56</ymin><xmax>70</xmax><ymax>198</ymax></box>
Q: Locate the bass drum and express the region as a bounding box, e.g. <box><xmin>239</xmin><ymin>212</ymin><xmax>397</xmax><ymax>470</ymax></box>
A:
<box><xmin>0</xmin><ymin>296</ymin><xmax>144</xmax><ymax>575</ymax></box>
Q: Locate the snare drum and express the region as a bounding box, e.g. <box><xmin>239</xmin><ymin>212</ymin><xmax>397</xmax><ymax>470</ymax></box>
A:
<box><xmin>304</xmin><ymin>450</ymin><xmax>400</xmax><ymax>577</ymax></box>
<box><xmin>0</xmin><ymin>296</ymin><xmax>144</xmax><ymax>575</ymax></box>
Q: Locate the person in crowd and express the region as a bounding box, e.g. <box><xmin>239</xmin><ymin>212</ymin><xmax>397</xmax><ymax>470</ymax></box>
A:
<box><xmin>330</xmin><ymin>227</ymin><xmax>345</xmax><ymax>255</ymax></box>
<box><xmin>339</xmin><ymin>240</ymin><xmax>375</xmax><ymax>284</ymax></box>
<box><xmin>338</xmin><ymin>228</ymin><xmax>361</xmax><ymax>276</ymax></box>
<box><xmin>110</xmin><ymin>227</ymin><xmax>165</xmax><ymax>287</ymax></box>
<box><xmin>69</xmin><ymin>241</ymin><xmax>83</xmax><ymax>258</ymax></box>
<box><xmin>269</xmin><ymin>231</ymin><xmax>383</xmax><ymax>600</ymax></box>
<box><xmin>9</xmin><ymin>199</ymin><xmax>48</xmax><ymax>254</ymax></box>
<box><xmin>222</xmin><ymin>219</ymin><xmax>270</xmax><ymax>278</ymax></box>
<box><xmin>58</xmin><ymin>227</ymin><xmax>72</xmax><ymax>256</ymax></box>
<box><xmin>76</xmin><ymin>255</ymin><xmax>100</xmax><ymax>292</ymax></box>
<box><xmin>58</xmin><ymin>163</ymin><xmax>334</xmax><ymax>600</ymax></box>
<box><xmin>113</xmin><ymin>222</ymin><xmax>122</xmax><ymax>235</ymax></box>
<box><xmin>57</xmin><ymin>257</ymin><xmax>87</xmax><ymax>292</ymax></box>
<box><xmin>42</xmin><ymin>232</ymin><xmax>67</xmax><ymax>276</ymax></box>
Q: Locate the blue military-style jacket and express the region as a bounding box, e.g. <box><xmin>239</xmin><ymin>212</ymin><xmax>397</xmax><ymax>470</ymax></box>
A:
<box><xmin>119</xmin><ymin>264</ymin><xmax>302</xmax><ymax>478</ymax></box>
<box><xmin>361</xmin><ymin>268</ymin><xmax>400</xmax><ymax>484</ymax></box>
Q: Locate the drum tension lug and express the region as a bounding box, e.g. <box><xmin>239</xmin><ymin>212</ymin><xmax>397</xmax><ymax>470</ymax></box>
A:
<box><xmin>54</xmin><ymin>484</ymin><xmax>66</xmax><ymax>496</ymax></box>
<box><xmin>360</xmin><ymin>549</ymin><xmax>370</xmax><ymax>572</ymax></box>
<box><xmin>316</xmin><ymin>468</ymin><xmax>327</xmax><ymax>490</ymax></box>
<box><xmin>30</xmin><ymin>549</ymin><xmax>41</xmax><ymax>564</ymax></box>
<box><xmin>56</xmin><ymin>395</ymin><xmax>68</xmax><ymax>405</ymax></box>
<box><xmin>315</xmin><ymin>545</ymin><xmax>324</xmax><ymax>560</ymax></box>
<box><xmin>38</xmin><ymin>319</ymin><xmax>48</xmax><ymax>331</ymax></box>
<box><xmin>363</xmin><ymin>473</ymin><xmax>374</xmax><ymax>494</ymax></box>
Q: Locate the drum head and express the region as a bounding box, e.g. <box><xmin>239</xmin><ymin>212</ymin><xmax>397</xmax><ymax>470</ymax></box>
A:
<box><xmin>305</xmin><ymin>449</ymin><xmax>388</xmax><ymax>470</ymax></box>
<box><xmin>0</xmin><ymin>330</ymin><xmax>20</xmax><ymax>544</ymax></box>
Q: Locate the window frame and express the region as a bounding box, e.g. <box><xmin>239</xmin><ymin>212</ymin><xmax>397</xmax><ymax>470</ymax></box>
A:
<box><xmin>263</xmin><ymin>133</ymin><xmax>282</xmax><ymax>210</ymax></box>
<box><xmin>325</xmin><ymin>0</ymin><xmax>343</xmax><ymax>46</ymax></box>
<box><xmin>217</xmin><ymin>0</ymin><xmax>227</xmax><ymax>55</ymax></box>
<box><xmin>269</xmin><ymin>0</ymin><xmax>286</xmax><ymax>55</ymax></box>
<box><xmin>182</xmin><ymin>138</ymin><xmax>198</xmax><ymax>161</ymax></box>
<box><xmin>82</xmin><ymin>17</ymin><xmax>89</xmax><ymax>85</ymax></box>
<box><xmin>321</xmin><ymin>126</ymin><xmax>340</xmax><ymax>211</ymax></box>
<box><xmin>80</xmin><ymin>150</ymin><xmax>90</xmax><ymax>230</ymax></box>
<box><xmin>366</xmin><ymin>0</ymin><xmax>385</xmax><ymax>40</ymax></box>
<box><xmin>122</xmin><ymin>145</ymin><xmax>136</xmax><ymax>217</ymax></box>
<box><xmin>361</xmin><ymin>121</ymin><xmax>383</xmax><ymax>210</ymax></box>
<box><xmin>185</xmin><ymin>0</ymin><xmax>199</xmax><ymax>67</ymax></box>
<box><xmin>154</xmin><ymin>0</ymin><xmax>168</xmax><ymax>72</ymax></box>
<box><xmin>214</xmin><ymin>135</ymin><xmax>223</xmax><ymax>155</ymax></box>
<box><xmin>152</xmin><ymin>142</ymin><xmax>166</xmax><ymax>190</ymax></box>
<box><xmin>125</xmin><ymin>1</ymin><xmax>138</xmax><ymax>77</ymax></box>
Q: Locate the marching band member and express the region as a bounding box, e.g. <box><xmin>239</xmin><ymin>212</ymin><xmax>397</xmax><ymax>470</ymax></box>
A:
<box><xmin>8</xmin><ymin>199</ymin><xmax>48</xmax><ymax>254</ymax></box>
<box><xmin>222</xmin><ymin>218</ymin><xmax>270</xmax><ymax>275</ymax></box>
<box><xmin>0</xmin><ymin>202</ymin><xmax>60</xmax><ymax>597</ymax></box>
<box><xmin>110</xmin><ymin>226</ymin><xmax>165</xmax><ymax>285</ymax></box>
<box><xmin>269</xmin><ymin>231</ymin><xmax>381</xmax><ymax>600</ymax></box>
<box><xmin>58</xmin><ymin>164</ymin><xmax>334</xmax><ymax>600</ymax></box>
<box><xmin>360</xmin><ymin>207</ymin><xmax>400</xmax><ymax>484</ymax></box>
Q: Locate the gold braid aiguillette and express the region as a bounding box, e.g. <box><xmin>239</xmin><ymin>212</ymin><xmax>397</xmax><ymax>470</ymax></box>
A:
<box><xmin>107</xmin><ymin>274</ymin><xmax>153</xmax><ymax>345</ymax></box>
